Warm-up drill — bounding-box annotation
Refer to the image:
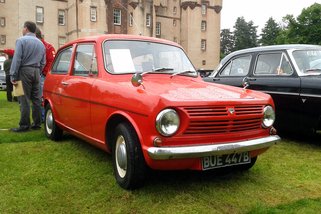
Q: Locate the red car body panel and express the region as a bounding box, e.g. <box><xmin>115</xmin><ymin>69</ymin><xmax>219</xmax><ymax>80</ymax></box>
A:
<box><xmin>44</xmin><ymin>34</ymin><xmax>279</xmax><ymax>171</ymax></box>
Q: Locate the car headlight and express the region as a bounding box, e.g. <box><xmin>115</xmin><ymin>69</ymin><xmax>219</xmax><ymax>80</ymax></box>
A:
<box><xmin>156</xmin><ymin>109</ymin><xmax>180</xmax><ymax>136</ymax></box>
<box><xmin>262</xmin><ymin>105</ymin><xmax>275</xmax><ymax>128</ymax></box>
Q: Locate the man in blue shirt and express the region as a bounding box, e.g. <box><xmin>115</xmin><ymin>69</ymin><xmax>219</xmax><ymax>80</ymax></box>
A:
<box><xmin>10</xmin><ymin>21</ymin><xmax>46</xmax><ymax>132</ymax></box>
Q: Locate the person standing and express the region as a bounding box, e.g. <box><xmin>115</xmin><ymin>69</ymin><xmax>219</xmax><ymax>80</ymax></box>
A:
<box><xmin>1</xmin><ymin>49</ymin><xmax>17</xmax><ymax>102</ymax></box>
<box><xmin>10</xmin><ymin>21</ymin><xmax>46</xmax><ymax>132</ymax></box>
<box><xmin>35</xmin><ymin>27</ymin><xmax>56</xmax><ymax>121</ymax></box>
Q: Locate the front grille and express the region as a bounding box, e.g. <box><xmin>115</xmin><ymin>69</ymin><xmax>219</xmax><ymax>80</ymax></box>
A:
<box><xmin>182</xmin><ymin>105</ymin><xmax>264</xmax><ymax>135</ymax></box>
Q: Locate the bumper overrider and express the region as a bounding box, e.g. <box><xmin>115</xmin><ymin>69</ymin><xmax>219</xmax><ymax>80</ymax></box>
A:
<box><xmin>148</xmin><ymin>135</ymin><xmax>280</xmax><ymax>160</ymax></box>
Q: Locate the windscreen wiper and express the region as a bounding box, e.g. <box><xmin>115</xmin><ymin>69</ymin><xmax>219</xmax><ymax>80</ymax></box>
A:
<box><xmin>305</xmin><ymin>68</ymin><xmax>321</xmax><ymax>72</ymax></box>
<box><xmin>170</xmin><ymin>70</ymin><xmax>196</xmax><ymax>78</ymax></box>
<box><xmin>141</xmin><ymin>67</ymin><xmax>174</xmax><ymax>76</ymax></box>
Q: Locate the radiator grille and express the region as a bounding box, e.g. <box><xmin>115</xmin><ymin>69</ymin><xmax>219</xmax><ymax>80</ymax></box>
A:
<box><xmin>182</xmin><ymin>105</ymin><xmax>264</xmax><ymax>135</ymax></box>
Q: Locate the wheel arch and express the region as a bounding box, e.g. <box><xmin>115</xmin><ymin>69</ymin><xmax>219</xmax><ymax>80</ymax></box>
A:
<box><xmin>105</xmin><ymin>112</ymin><xmax>143</xmax><ymax>152</ymax></box>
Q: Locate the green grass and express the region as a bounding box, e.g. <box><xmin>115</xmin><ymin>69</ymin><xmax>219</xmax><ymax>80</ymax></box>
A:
<box><xmin>0</xmin><ymin>91</ymin><xmax>321</xmax><ymax>213</ymax></box>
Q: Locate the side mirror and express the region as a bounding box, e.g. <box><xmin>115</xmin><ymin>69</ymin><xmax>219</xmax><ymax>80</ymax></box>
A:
<box><xmin>131</xmin><ymin>73</ymin><xmax>143</xmax><ymax>87</ymax></box>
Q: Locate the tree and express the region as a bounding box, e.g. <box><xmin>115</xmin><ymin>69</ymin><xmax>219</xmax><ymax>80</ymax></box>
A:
<box><xmin>260</xmin><ymin>17</ymin><xmax>281</xmax><ymax>45</ymax></box>
<box><xmin>220</xmin><ymin>29</ymin><xmax>234</xmax><ymax>58</ymax></box>
<box><xmin>277</xmin><ymin>3</ymin><xmax>321</xmax><ymax>45</ymax></box>
<box><xmin>233</xmin><ymin>17</ymin><xmax>258</xmax><ymax>51</ymax></box>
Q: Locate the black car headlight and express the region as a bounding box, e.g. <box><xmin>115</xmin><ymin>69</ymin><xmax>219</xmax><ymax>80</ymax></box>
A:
<box><xmin>156</xmin><ymin>109</ymin><xmax>180</xmax><ymax>136</ymax></box>
<box><xmin>262</xmin><ymin>105</ymin><xmax>275</xmax><ymax>128</ymax></box>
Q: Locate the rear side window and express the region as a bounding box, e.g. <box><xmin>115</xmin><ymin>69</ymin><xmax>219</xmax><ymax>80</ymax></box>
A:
<box><xmin>254</xmin><ymin>52</ymin><xmax>293</xmax><ymax>76</ymax></box>
<box><xmin>73</xmin><ymin>44</ymin><xmax>97</xmax><ymax>76</ymax></box>
<box><xmin>220</xmin><ymin>55</ymin><xmax>251</xmax><ymax>77</ymax></box>
<box><xmin>51</xmin><ymin>47</ymin><xmax>73</xmax><ymax>74</ymax></box>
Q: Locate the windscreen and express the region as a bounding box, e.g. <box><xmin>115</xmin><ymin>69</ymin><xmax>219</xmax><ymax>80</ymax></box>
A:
<box><xmin>292</xmin><ymin>49</ymin><xmax>321</xmax><ymax>75</ymax></box>
<box><xmin>103</xmin><ymin>40</ymin><xmax>196</xmax><ymax>76</ymax></box>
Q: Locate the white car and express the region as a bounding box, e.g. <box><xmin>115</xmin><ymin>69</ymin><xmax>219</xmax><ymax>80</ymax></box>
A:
<box><xmin>0</xmin><ymin>70</ymin><xmax>6</xmax><ymax>90</ymax></box>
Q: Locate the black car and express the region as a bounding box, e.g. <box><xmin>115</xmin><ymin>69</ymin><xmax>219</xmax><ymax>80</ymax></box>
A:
<box><xmin>204</xmin><ymin>44</ymin><xmax>321</xmax><ymax>135</ymax></box>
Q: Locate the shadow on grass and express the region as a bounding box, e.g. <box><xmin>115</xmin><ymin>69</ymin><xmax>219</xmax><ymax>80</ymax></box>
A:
<box><xmin>56</xmin><ymin>134</ymin><xmax>254</xmax><ymax>191</ymax></box>
<box><xmin>0</xmin><ymin>128</ymin><xmax>47</xmax><ymax>144</ymax></box>
<box><xmin>279</xmin><ymin>131</ymin><xmax>321</xmax><ymax>147</ymax></box>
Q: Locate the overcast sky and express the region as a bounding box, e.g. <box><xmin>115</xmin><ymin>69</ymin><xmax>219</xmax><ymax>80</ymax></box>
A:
<box><xmin>221</xmin><ymin>0</ymin><xmax>320</xmax><ymax>32</ymax></box>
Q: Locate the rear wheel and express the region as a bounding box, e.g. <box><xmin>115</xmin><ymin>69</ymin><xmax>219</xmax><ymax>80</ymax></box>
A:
<box><xmin>112</xmin><ymin>123</ymin><xmax>146</xmax><ymax>189</ymax></box>
<box><xmin>45</xmin><ymin>104</ymin><xmax>63</xmax><ymax>141</ymax></box>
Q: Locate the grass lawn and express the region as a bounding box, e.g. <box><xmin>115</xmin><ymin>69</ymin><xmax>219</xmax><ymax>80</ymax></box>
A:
<box><xmin>0</xmin><ymin>90</ymin><xmax>321</xmax><ymax>213</ymax></box>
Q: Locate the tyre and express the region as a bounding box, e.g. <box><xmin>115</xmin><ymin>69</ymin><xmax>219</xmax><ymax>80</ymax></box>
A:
<box><xmin>112</xmin><ymin>123</ymin><xmax>146</xmax><ymax>189</ymax></box>
<box><xmin>45</xmin><ymin>104</ymin><xmax>63</xmax><ymax>141</ymax></box>
<box><xmin>236</xmin><ymin>156</ymin><xmax>257</xmax><ymax>171</ymax></box>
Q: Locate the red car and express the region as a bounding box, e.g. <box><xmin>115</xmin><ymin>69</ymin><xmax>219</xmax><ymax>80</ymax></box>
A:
<box><xmin>43</xmin><ymin>34</ymin><xmax>280</xmax><ymax>189</ymax></box>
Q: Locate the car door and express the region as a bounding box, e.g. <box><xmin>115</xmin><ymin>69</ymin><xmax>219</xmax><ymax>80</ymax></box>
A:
<box><xmin>59</xmin><ymin>43</ymin><xmax>97</xmax><ymax>136</ymax></box>
<box><xmin>248</xmin><ymin>51</ymin><xmax>301</xmax><ymax>130</ymax></box>
<box><xmin>48</xmin><ymin>46</ymin><xmax>73</xmax><ymax>125</ymax></box>
<box><xmin>211</xmin><ymin>54</ymin><xmax>253</xmax><ymax>87</ymax></box>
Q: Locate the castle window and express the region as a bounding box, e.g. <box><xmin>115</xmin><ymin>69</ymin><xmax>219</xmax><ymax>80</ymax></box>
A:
<box><xmin>201</xmin><ymin>21</ymin><xmax>206</xmax><ymax>31</ymax></box>
<box><xmin>58</xmin><ymin>10</ymin><xmax>65</xmax><ymax>25</ymax></box>
<box><xmin>201</xmin><ymin>39</ymin><xmax>206</xmax><ymax>51</ymax></box>
<box><xmin>201</xmin><ymin>4</ymin><xmax>207</xmax><ymax>15</ymax></box>
<box><xmin>36</xmin><ymin>6</ymin><xmax>44</xmax><ymax>23</ymax></box>
<box><xmin>146</xmin><ymin>14</ymin><xmax>151</xmax><ymax>27</ymax></box>
<box><xmin>0</xmin><ymin>17</ymin><xmax>5</xmax><ymax>27</ymax></box>
<box><xmin>113</xmin><ymin>9</ymin><xmax>121</xmax><ymax>25</ymax></box>
<box><xmin>156</xmin><ymin>22</ymin><xmax>161</xmax><ymax>36</ymax></box>
<box><xmin>90</xmin><ymin>7</ymin><xmax>97</xmax><ymax>22</ymax></box>
<box><xmin>129</xmin><ymin>13</ymin><xmax>133</xmax><ymax>27</ymax></box>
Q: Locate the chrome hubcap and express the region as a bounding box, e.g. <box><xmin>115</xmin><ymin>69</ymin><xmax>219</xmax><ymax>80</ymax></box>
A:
<box><xmin>46</xmin><ymin>110</ymin><xmax>53</xmax><ymax>135</ymax></box>
<box><xmin>115</xmin><ymin>135</ymin><xmax>127</xmax><ymax>178</ymax></box>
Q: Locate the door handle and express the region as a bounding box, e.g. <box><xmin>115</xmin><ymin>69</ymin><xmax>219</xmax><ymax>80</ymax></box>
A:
<box><xmin>247</xmin><ymin>77</ymin><xmax>256</xmax><ymax>81</ymax></box>
<box><xmin>61</xmin><ymin>82</ymin><xmax>69</xmax><ymax>86</ymax></box>
<box><xmin>212</xmin><ymin>78</ymin><xmax>220</xmax><ymax>81</ymax></box>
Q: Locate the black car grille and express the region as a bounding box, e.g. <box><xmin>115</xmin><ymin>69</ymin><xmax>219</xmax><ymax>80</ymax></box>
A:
<box><xmin>182</xmin><ymin>105</ymin><xmax>263</xmax><ymax>135</ymax></box>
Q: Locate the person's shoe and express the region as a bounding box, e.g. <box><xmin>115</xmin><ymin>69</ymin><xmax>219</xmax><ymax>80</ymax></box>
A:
<box><xmin>10</xmin><ymin>127</ymin><xmax>30</xmax><ymax>132</ymax></box>
<box><xmin>31</xmin><ymin>125</ymin><xmax>41</xmax><ymax>130</ymax></box>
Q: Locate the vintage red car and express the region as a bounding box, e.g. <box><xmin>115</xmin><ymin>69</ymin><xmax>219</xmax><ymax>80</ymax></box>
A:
<box><xmin>43</xmin><ymin>34</ymin><xmax>280</xmax><ymax>189</ymax></box>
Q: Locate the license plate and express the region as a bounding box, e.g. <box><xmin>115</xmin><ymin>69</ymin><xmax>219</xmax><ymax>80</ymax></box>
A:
<box><xmin>202</xmin><ymin>152</ymin><xmax>250</xmax><ymax>170</ymax></box>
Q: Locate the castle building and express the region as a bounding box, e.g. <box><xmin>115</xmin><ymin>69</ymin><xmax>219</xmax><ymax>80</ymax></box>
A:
<box><xmin>0</xmin><ymin>0</ymin><xmax>222</xmax><ymax>70</ymax></box>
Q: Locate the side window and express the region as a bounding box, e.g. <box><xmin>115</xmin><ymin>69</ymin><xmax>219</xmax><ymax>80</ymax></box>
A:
<box><xmin>220</xmin><ymin>55</ymin><xmax>251</xmax><ymax>77</ymax></box>
<box><xmin>73</xmin><ymin>44</ymin><xmax>97</xmax><ymax>76</ymax></box>
<box><xmin>255</xmin><ymin>52</ymin><xmax>293</xmax><ymax>76</ymax></box>
<box><xmin>51</xmin><ymin>47</ymin><xmax>73</xmax><ymax>74</ymax></box>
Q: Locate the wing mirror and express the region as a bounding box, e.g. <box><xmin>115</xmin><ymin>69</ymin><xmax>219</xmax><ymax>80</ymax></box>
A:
<box><xmin>131</xmin><ymin>73</ymin><xmax>143</xmax><ymax>87</ymax></box>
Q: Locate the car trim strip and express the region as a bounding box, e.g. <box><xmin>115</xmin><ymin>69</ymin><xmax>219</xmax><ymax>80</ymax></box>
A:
<box><xmin>147</xmin><ymin>135</ymin><xmax>280</xmax><ymax>160</ymax></box>
<box><xmin>262</xmin><ymin>91</ymin><xmax>299</xmax><ymax>96</ymax></box>
<box><xmin>263</xmin><ymin>91</ymin><xmax>321</xmax><ymax>98</ymax></box>
<box><xmin>300</xmin><ymin>93</ymin><xmax>321</xmax><ymax>98</ymax></box>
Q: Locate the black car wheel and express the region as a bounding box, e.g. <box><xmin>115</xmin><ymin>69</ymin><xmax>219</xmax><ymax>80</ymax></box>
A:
<box><xmin>112</xmin><ymin>122</ymin><xmax>146</xmax><ymax>189</ymax></box>
<box><xmin>236</xmin><ymin>156</ymin><xmax>257</xmax><ymax>171</ymax></box>
<box><xmin>45</xmin><ymin>104</ymin><xmax>63</xmax><ymax>141</ymax></box>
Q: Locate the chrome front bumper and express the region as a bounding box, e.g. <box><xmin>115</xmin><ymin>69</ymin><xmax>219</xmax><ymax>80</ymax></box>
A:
<box><xmin>147</xmin><ymin>135</ymin><xmax>280</xmax><ymax>160</ymax></box>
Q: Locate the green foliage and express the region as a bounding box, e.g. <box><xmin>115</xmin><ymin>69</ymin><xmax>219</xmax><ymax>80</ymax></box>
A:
<box><xmin>1</xmin><ymin>90</ymin><xmax>321</xmax><ymax>213</ymax></box>
<box><xmin>220</xmin><ymin>28</ymin><xmax>234</xmax><ymax>57</ymax></box>
<box><xmin>221</xmin><ymin>3</ymin><xmax>321</xmax><ymax>55</ymax></box>
<box><xmin>260</xmin><ymin>17</ymin><xmax>281</xmax><ymax>46</ymax></box>
<box><xmin>281</xmin><ymin>3</ymin><xmax>321</xmax><ymax>45</ymax></box>
<box><xmin>233</xmin><ymin>17</ymin><xmax>258</xmax><ymax>51</ymax></box>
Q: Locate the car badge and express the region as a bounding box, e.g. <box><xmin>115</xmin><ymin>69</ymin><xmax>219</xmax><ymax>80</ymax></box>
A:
<box><xmin>228</xmin><ymin>108</ymin><xmax>235</xmax><ymax>114</ymax></box>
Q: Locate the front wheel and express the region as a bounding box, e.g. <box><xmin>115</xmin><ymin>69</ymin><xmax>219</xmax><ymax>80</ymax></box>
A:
<box><xmin>236</xmin><ymin>156</ymin><xmax>257</xmax><ymax>171</ymax></box>
<box><xmin>112</xmin><ymin>123</ymin><xmax>146</xmax><ymax>189</ymax></box>
<box><xmin>45</xmin><ymin>104</ymin><xmax>63</xmax><ymax>141</ymax></box>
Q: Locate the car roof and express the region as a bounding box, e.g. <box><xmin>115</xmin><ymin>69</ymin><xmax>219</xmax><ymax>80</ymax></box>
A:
<box><xmin>222</xmin><ymin>44</ymin><xmax>321</xmax><ymax>64</ymax></box>
<box><xmin>59</xmin><ymin>34</ymin><xmax>181</xmax><ymax>50</ymax></box>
